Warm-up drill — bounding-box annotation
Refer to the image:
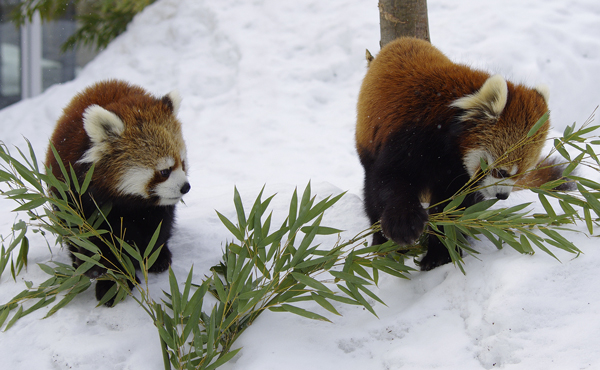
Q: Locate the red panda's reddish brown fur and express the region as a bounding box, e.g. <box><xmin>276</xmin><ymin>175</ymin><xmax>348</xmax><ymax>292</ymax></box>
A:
<box><xmin>356</xmin><ymin>37</ymin><xmax>563</xmax><ymax>270</ymax></box>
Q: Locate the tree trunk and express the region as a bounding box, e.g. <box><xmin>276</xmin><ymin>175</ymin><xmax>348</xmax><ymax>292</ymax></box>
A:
<box><xmin>378</xmin><ymin>0</ymin><xmax>430</xmax><ymax>47</ymax></box>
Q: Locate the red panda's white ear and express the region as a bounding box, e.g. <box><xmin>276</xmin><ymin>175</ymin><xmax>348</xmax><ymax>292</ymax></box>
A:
<box><xmin>163</xmin><ymin>90</ymin><xmax>181</xmax><ymax>116</ymax></box>
<box><xmin>82</xmin><ymin>105</ymin><xmax>125</xmax><ymax>143</ymax></box>
<box><xmin>450</xmin><ymin>74</ymin><xmax>508</xmax><ymax>122</ymax></box>
<box><xmin>535</xmin><ymin>84</ymin><xmax>550</xmax><ymax>104</ymax></box>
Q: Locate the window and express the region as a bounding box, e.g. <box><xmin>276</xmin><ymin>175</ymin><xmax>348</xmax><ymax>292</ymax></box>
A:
<box><xmin>0</xmin><ymin>1</ymin><xmax>21</xmax><ymax>108</ymax></box>
<box><xmin>0</xmin><ymin>2</ymin><xmax>96</xmax><ymax>109</ymax></box>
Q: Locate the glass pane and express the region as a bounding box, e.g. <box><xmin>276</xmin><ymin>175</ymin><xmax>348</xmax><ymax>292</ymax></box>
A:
<box><xmin>0</xmin><ymin>1</ymin><xmax>21</xmax><ymax>109</ymax></box>
<box><xmin>41</xmin><ymin>5</ymin><xmax>76</xmax><ymax>91</ymax></box>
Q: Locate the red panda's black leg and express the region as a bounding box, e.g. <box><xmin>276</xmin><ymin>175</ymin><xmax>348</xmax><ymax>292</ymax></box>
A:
<box><xmin>380</xmin><ymin>197</ymin><xmax>429</xmax><ymax>246</ymax></box>
<box><xmin>363</xmin><ymin>163</ymin><xmax>429</xmax><ymax>246</ymax></box>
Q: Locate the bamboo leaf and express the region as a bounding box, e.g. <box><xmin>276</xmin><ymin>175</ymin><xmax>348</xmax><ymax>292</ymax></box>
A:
<box><xmin>216</xmin><ymin>211</ymin><xmax>244</xmax><ymax>242</ymax></box>
<box><xmin>527</xmin><ymin>112</ymin><xmax>549</xmax><ymax>137</ymax></box>
<box><xmin>311</xmin><ymin>292</ymin><xmax>341</xmax><ymax>316</ymax></box>
<box><xmin>291</xmin><ymin>272</ymin><xmax>332</xmax><ymax>293</ymax></box>
<box><xmin>204</xmin><ymin>348</ymin><xmax>243</xmax><ymax>370</ymax></box>
<box><xmin>269</xmin><ymin>303</ymin><xmax>331</xmax><ymax>322</ymax></box>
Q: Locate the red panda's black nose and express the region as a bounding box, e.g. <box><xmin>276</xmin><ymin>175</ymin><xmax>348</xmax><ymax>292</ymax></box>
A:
<box><xmin>181</xmin><ymin>182</ymin><xmax>191</xmax><ymax>194</ymax></box>
<box><xmin>496</xmin><ymin>193</ymin><xmax>509</xmax><ymax>200</ymax></box>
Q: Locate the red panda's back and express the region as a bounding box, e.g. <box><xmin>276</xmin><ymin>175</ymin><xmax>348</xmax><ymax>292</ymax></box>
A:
<box><xmin>356</xmin><ymin>37</ymin><xmax>490</xmax><ymax>159</ymax></box>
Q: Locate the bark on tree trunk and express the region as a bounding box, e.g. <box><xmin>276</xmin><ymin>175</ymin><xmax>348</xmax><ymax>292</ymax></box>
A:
<box><xmin>378</xmin><ymin>0</ymin><xmax>430</xmax><ymax>47</ymax></box>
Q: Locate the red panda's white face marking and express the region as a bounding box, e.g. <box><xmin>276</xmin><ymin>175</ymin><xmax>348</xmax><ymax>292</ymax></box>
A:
<box><xmin>463</xmin><ymin>149</ymin><xmax>519</xmax><ymax>199</ymax></box>
<box><xmin>117</xmin><ymin>167</ymin><xmax>154</xmax><ymax>198</ymax></box>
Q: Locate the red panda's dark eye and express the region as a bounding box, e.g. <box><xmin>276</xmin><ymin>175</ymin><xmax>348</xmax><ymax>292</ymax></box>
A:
<box><xmin>491</xmin><ymin>169</ymin><xmax>509</xmax><ymax>179</ymax></box>
<box><xmin>159</xmin><ymin>168</ymin><xmax>172</xmax><ymax>178</ymax></box>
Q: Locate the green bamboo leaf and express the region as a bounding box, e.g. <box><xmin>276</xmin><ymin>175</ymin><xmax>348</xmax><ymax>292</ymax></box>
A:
<box><xmin>583</xmin><ymin>206</ymin><xmax>594</xmax><ymax>235</ymax></box>
<box><xmin>574</xmin><ymin>124</ymin><xmax>600</xmax><ymax>137</ymax></box>
<box><xmin>216</xmin><ymin>210</ymin><xmax>244</xmax><ymax>242</ymax></box>
<box><xmin>12</xmin><ymin>197</ymin><xmax>46</xmax><ymax>212</ymax></box>
<box><xmin>212</xmin><ymin>271</ymin><xmax>227</xmax><ymax>303</ymax></box>
<box><xmin>317</xmin><ymin>290</ymin><xmax>360</xmax><ymax>305</ymax></box>
<box><xmin>10</xmin><ymin>159</ymin><xmax>44</xmax><ymax>193</ymax></box>
<box><xmin>96</xmin><ymin>281</ymin><xmax>119</xmax><ymax>307</ymax></box>
<box><xmin>305</xmin><ymin>192</ymin><xmax>345</xmax><ymax>223</ymax></box>
<box><xmin>330</xmin><ymin>270</ymin><xmax>372</xmax><ymax>286</ymax></box>
<box><xmin>79</xmin><ymin>163</ymin><xmax>95</xmax><ymax>195</ymax></box>
<box><xmin>44</xmin><ymin>293</ymin><xmax>77</xmax><ymax>318</ymax></box>
<box><xmin>569</xmin><ymin>176</ymin><xmax>600</xmax><ymax>190</ymax></box>
<box><xmin>540</xmin><ymin>228</ymin><xmax>580</xmax><ymax>254</ymax></box>
<box><xmin>147</xmin><ymin>245</ymin><xmax>163</xmax><ymax>271</ymax></box>
<box><xmin>527</xmin><ymin>112</ymin><xmax>549</xmax><ymax>137</ymax></box>
<box><xmin>562</xmin><ymin>152</ymin><xmax>584</xmax><ymax>177</ymax></box>
<box><xmin>538</xmin><ymin>193</ymin><xmax>556</xmax><ymax>218</ymax></box>
<box><xmin>355</xmin><ymin>282</ymin><xmax>386</xmax><ymax>306</ymax></box>
<box><xmin>519</xmin><ymin>235</ymin><xmax>534</xmax><ymax>254</ymax></box>
<box><xmin>554</xmin><ymin>138</ymin><xmax>570</xmax><ymax>161</ymax></box>
<box><xmin>269</xmin><ymin>303</ymin><xmax>331</xmax><ymax>322</ymax></box>
<box><xmin>55</xmin><ymin>276</ymin><xmax>82</xmax><ymax>294</ymax></box>
<box><xmin>444</xmin><ymin>193</ymin><xmax>467</xmax><ymax>212</ymax></box>
<box><xmin>69</xmin><ymin>165</ymin><xmax>80</xmax><ymax>193</ymax></box>
<box><xmin>300</xmin><ymin>182</ymin><xmax>312</xmax><ymax>210</ymax></box>
<box><xmin>0</xmin><ymin>305</ymin><xmax>14</xmax><ymax>328</ymax></box>
<box><xmin>577</xmin><ymin>183</ymin><xmax>600</xmax><ymax>218</ymax></box>
<box><xmin>288</xmin><ymin>187</ymin><xmax>298</xmax><ymax>230</ymax></box>
<box><xmin>168</xmin><ymin>268</ymin><xmax>182</xmax><ymax>316</ymax></box>
<box><xmin>291</xmin><ymin>272</ymin><xmax>332</xmax><ymax>293</ymax></box>
<box><xmin>300</xmin><ymin>225</ymin><xmax>343</xmax><ymax>235</ymax></box>
<box><xmin>4</xmin><ymin>305</ymin><xmax>24</xmax><ymax>331</ymax></box>
<box><xmin>233</xmin><ymin>186</ymin><xmax>247</xmax><ymax>230</ymax></box>
<box><xmin>293</xmin><ymin>255</ymin><xmax>337</xmax><ymax>270</ymax></box>
<box><xmin>0</xmin><ymin>169</ymin><xmax>15</xmax><ymax>182</ymax></box>
<box><xmin>120</xmin><ymin>240</ymin><xmax>142</xmax><ymax>264</ymax></box>
<box><xmin>37</xmin><ymin>263</ymin><xmax>56</xmax><ymax>276</ymax></box>
<box><xmin>204</xmin><ymin>348</ymin><xmax>243</xmax><ymax>370</ymax></box>
<box><xmin>144</xmin><ymin>222</ymin><xmax>162</xmax><ymax>259</ymax></box>
<box><xmin>290</xmin><ymin>214</ymin><xmax>323</xmax><ymax>267</ymax></box>
<box><xmin>563</xmin><ymin>122</ymin><xmax>574</xmax><ymax>138</ymax></box>
<box><xmin>310</xmin><ymin>292</ymin><xmax>341</xmax><ymax>316</ymax></box>
<box><xmin>479</xmin><ymin>157</ymin><xmax>488</xmax><ymax>172</ymax></box>
<box><xmin>462</xmin><ymin>199</ymin><xmax>499</xmax><ymax>216</ymax></box>
<box><xmin>586</xmin><ymin>144</ymin><xmax>600</xmax><ymax>167</ymax></box>
<box><xmin>343</xmin><ymin>282</ymin><xmax>377</xmax><ymax>317</ymax></box>
<box><xmin>529</xmin><ymin>236</ymin><xmax>560</xmax><ymax>262</ymax></box>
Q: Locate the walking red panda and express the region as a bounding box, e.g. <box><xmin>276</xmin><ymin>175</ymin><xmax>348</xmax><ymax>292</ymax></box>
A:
<box><xmin>46</xmin><ymin>80</ymin><xmax>191</xmax><ymax>305</ymax></box>
<box><xmin>356</xmin><ymin>37</ymin><xmax>566</xmax><ymax>271</ymax></box>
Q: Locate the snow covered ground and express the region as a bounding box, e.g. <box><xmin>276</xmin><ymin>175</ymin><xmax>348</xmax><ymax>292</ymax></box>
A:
<box><xmin>0</xmin><ymin>0</ymin><xmax>599</xmax><ymax>369</ymax></box>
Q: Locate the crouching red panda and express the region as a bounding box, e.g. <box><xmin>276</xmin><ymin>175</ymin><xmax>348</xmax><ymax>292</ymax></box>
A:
<box><xmin>356</xmin><ymin>37</ymin><xmax>565</xmax><ymax>271</ymax></box>
<box><xmin>46</xmin><ymin>80</ymin><xmax>190</xmax><ymax>305</ymax></box>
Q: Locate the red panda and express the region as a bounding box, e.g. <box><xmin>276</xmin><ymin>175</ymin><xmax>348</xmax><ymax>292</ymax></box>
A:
<box><xmin>356</xmin><ymin>37</ymin><xmax>562</xmax><ymax>271</ymax></box>
<box><xmin>46</xmin><ymin>80</ymin><xmax>190</xmax><ymax>305</ymax></box>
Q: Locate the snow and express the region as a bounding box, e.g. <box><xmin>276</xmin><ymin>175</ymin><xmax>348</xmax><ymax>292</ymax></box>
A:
<box><xmin>0</xmin><ymin>0</ymin><xmax>599</xmax><ymax>369</ymax></box>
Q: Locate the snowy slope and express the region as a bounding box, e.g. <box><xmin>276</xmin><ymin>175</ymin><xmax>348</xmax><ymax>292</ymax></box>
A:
<box><xmin>0</xmin><ymin>0</ymin><xmax>599</xmax><ymax>369</ymax></box>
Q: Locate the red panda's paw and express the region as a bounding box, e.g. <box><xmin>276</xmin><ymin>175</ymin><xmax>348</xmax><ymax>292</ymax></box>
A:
<box><xmin>148</xmin><ymin>246</ymin><xmax>172</xmax><ymax>273</ymax></box>
<box><xmin>419</xmin><ymin>250</ymin><xmax>452</xmax><ymax>271</ymax></box>
<box><xmin>380</xmin><ymin>205</ymin><xmax>428</xmax><ymax>246</ymax></box>
<box><xmin>418</xmin><ymin>240</ymin><xmax>455</xmax><ymax>271</ymax></box>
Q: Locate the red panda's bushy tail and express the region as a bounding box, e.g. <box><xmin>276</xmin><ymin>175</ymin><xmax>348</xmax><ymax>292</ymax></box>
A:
<box><xmin>514</xmin><ymin>156</ymin><xmax>576</xmax><ymax>191</ymax></box>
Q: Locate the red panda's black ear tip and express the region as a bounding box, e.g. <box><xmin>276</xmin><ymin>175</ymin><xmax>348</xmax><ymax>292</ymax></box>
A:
<box><xmin>162</xmin><ymin>90</ymin><xmax>182</xmax><ymax>115</ymax></box>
